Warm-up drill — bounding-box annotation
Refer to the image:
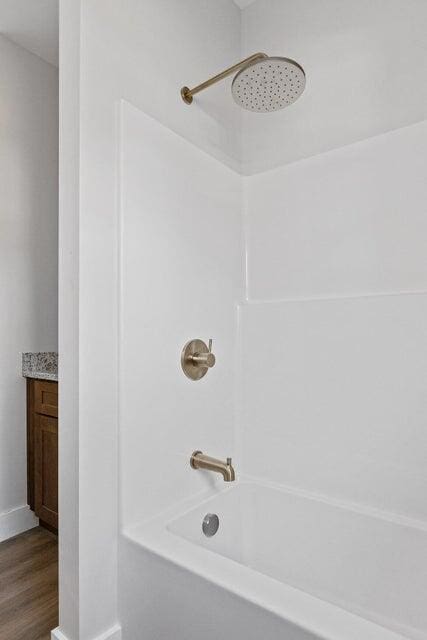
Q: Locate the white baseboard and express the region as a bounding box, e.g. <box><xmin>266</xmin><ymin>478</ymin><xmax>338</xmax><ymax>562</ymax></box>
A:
<box><xmin>0</xmin><ymin>505</ymin><xmax>38</xmax><ymax>542</ymax></box>
<box><xmin>52</xmin><ymin>623</ymin><xmax>122</xmax><ymax>640</ymax></box>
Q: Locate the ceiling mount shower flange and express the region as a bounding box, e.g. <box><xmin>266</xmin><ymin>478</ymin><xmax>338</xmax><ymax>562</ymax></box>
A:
<box><xmin>180</xmin><ymin>51</ymin><xmax>306</xmax><ymax>112</ymax></box>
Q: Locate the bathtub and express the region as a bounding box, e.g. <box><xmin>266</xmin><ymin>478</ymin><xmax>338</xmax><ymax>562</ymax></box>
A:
<box><xmin>119</xmin><ymin>480</ymin><xmax>427</xmax><ymax>640</ymax></box>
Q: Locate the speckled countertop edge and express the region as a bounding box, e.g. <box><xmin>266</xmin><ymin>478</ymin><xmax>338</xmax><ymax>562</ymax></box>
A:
<box><xmin>22</xmin><ymin>352</ymin><xmax>58</xmax><ymax>382</ymax></box>
<box><xmin>24</xmin><ymin>370</ymin><xmax>58</xmax><ymax>381</ymax></box>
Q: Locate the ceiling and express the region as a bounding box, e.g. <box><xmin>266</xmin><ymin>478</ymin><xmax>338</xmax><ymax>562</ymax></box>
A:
<box><xmin>0</xmin><ymin>0</ymin><xmax>58</xmax><ymax>66</ymax></box>
<box><xmin>233</xmin><ymin>0</ymin><xmax>257</xmax><ymax>8</ymax></box>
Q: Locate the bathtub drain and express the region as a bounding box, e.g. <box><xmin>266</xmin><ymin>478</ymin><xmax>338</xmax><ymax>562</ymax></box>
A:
<box><xmin>202</xmin><ymin>513</ymin><xmax>219</xmax><ymax>537</ymax></box>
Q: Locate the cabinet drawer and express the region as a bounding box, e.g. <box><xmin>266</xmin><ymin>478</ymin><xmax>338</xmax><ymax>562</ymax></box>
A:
<box><xmin>34</xmin><ymin>380</ymin><xmax>58</xmax><ymax>417</ymax></box>
<box><xmin>34</xmin><ymin>414</ymin><xmax>58</xmax><ymax>530</ymax></box>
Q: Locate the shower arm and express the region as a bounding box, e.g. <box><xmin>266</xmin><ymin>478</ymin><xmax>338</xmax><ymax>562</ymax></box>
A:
<box><xmin>181</xmin><ymin>52</ymin><xmax>268</xmax><ymax>104</ymax></box>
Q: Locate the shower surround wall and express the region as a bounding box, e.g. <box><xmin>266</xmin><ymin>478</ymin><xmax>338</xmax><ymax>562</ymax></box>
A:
<box><xmin>119</xmin><ymin>101</ymin><xmax>243</xmax><ymax>528</ymax></box>
<box><xmin>238</xmin><ymin>0</ymin><xmax>427</xmax><ymax>524</ymax></box>
<box><xmin>240</xmin><ymin>121</ymin><xmax>427</xmax><ymax>522</ymax></box>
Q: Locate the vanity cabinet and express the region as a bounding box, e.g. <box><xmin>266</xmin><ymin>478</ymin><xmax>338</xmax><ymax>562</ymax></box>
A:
<box><xmin>27</xmin><ymin>379</ymin><xmax>58</xmax><ymax>532</ymax></box>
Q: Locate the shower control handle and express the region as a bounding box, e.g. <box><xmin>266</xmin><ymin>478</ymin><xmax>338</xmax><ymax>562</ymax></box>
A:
<box><xmin>181</xmin><ymin>338</ymin><xmax>216</xmax><ymax>380</ymax></box>
<box><xmin>190</xmin><ymin>339</ymin><xmax>215</xmax><ymax>368</ymax></box>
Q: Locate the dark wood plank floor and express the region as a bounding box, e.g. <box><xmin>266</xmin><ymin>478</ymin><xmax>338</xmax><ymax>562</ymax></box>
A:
<box><xmin>0</xmin><ymin>526</ymin><xmax>58</xmax><ymax>640</ymax></box>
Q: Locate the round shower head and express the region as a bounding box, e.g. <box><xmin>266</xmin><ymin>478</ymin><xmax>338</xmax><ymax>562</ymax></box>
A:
<box><xmin>231</xmin><ymin>56</ymin><xmax>306</xmax><ymax>113</ymax></box>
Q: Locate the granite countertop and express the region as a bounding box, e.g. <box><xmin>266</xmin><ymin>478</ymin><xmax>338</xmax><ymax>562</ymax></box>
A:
<box><xmin>22</xmin><ymin>352</ymin><xmax>58</xmax><ymax>382</ymax></box>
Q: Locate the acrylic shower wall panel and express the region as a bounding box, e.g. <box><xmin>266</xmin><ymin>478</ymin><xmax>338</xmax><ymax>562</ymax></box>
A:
<box><xmin>240</xmin><ymin>293</ymin><xmax>427</xmax><ymax>521</ymax></box>
<box><xmin>119</xmin><ymin>101</ymin><xmax>243</xmax><ymax>528</ymax></box>
<box><xmin>240</xmin><ymin>0</ymin><xmax>427</xmax><ymax>173</ymax></box>
<box><xmin>245</xmin><ymin>120</ymin><xmax>427</xmax><ymax>301</ymax></box>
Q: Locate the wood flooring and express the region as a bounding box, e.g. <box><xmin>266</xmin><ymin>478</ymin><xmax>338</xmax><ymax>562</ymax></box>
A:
<box><xmin>0</xmin><ymin>526</ymin><xmax>58</xmax><ymax>640</ymax></box>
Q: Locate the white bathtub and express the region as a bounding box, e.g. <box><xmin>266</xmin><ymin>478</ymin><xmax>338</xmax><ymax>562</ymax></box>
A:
<box><xmin>119</xmin><ymin>480</ymin><xmax>427</xmax><ymax>640</ymax></box>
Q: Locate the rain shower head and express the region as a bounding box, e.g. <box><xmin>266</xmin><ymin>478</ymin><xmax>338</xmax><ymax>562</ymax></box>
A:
<box><xmin>231</xmin><ymin>56</ymin><xmax>305</xmax><ymax>112</ymax></box>
<box><xmin>181</xmin><ymin>52</ymin><xmax>306</xmax><ymax>113</ymax></box>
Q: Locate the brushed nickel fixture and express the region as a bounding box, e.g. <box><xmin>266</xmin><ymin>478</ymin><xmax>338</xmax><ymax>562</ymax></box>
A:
<box><xmin>181</xmin><ymin>338</ymin><xmax>216</xmax><ymax>381</ymax></box>
<box><xmin>181</xmin><ymin>52</ymin><xmax>306</xmax><ymax>113</ymax></box>
<box><xmin>190</xmin><ymin>451</ymin><xmax>235</xmax><ymax>482</ymax></box>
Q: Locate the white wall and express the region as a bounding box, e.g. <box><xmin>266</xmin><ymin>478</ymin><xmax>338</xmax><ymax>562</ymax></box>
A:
<box><xmin>59</xmin><ymin>1</ymin><xmax>241</xmax><ymax>639</ymax></box>
<box><xmin>58</xmin><ymin>1</ymin><xmax>80</xmax><ymax>638</ymax></box>
<box><xmin>241</xmin><ymin>121</ymin><xmax>427</xmax><ymax>522</ymax></box>
<box><xmin>0</xmin><ymin>35</ymin><xmax>58</xmax><ymax>540</ymax></box>
<box><xmin>241</xmin><ymin>0</ymin><xmax>427</xmax><ymax>174</ymax></box>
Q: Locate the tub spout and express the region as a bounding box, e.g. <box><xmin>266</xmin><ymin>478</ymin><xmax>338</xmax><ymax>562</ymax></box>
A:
<box><xmin>190</xmin><ymin>451</ymin><xmax>235</xmax><ymax>482</ymax></box>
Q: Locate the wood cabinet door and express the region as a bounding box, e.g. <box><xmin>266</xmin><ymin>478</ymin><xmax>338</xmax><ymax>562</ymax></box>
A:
<box><xmin>34</xmin><ymin>380</ymin><xmax>58</xmax><ymax>418</ymax></box>
<box><xmin>34</xmin><ymin>414</ymin><xmax>58</xmax><ymax>529</ymax></box>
